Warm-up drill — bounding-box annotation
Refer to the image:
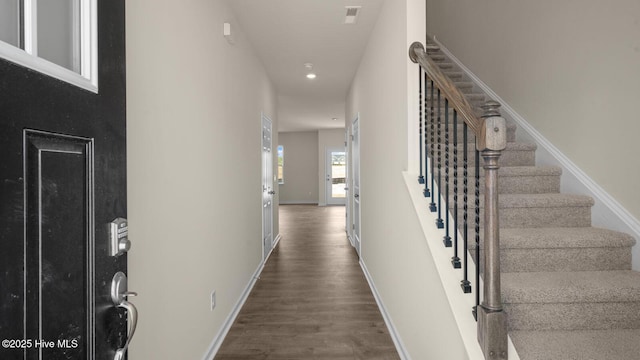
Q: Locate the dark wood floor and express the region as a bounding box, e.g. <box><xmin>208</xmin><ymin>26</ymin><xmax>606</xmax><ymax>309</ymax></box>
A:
<box><xmin>215</xmin><ymin>205</ymin><xmax>400</xmax><ymax>360</ymax></box>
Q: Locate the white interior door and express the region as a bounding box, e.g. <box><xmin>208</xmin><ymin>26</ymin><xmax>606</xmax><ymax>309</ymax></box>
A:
<box><xmin>345</xmin><ymin>128</ymin><xmax>353</xmax><ymax>244</ymax></box>
<box><xmin>325</xmin><ymin>146</ymin><xmax>346</xmax><ymax>205</ymax></box>
<box><xmin>352</xmin><ymin>116</ymin><xmax>361</xmax><ymax>255</ymax></box>
<box><xmin>262</xmin><ymin>114</ymin><xmax>274</xmax><ymax>260</ymax></box>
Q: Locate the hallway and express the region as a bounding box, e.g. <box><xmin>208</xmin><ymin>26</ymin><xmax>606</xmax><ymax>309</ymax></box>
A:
<box><xmin>216</xmin><ymin>205</ymin><xmax>400</xmax><ymax>359</ymax></box>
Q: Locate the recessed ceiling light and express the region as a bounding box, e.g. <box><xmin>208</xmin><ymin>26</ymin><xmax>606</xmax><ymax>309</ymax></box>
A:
<box><xmin>332</xmin><ymin>118</ymin><xmax>338</xmax><ymax>121</ymax></box>
<box><xmin>304</xmin><ymin>63</ymin><xmax>316</xmax><ymax>79</ymax></box>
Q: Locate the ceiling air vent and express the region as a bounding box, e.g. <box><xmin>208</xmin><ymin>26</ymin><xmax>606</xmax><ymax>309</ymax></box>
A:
<box><xmin>344</xmin><ymin>6</ymin><xmax>362</xmax><ymax>24</ymax></box>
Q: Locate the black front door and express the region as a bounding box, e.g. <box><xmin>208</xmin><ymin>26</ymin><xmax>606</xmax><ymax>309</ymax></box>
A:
<box><xmin>0</xmin><ymin>1</ymin><xmax>129</xmax><ymax>359</ymax></box>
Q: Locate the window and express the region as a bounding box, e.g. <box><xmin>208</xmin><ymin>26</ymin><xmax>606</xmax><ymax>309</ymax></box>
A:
<box><xmin>0</xmin><ymin>0</ymin><xmax>98</xmax><ymax>92</ymax></box>
<box><xmin>277</xmin><ymin>145</ymin><xmax>284</xmax><ymax>184</ymax></box>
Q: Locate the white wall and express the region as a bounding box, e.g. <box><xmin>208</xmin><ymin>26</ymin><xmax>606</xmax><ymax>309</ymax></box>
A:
<box><xmin>427</xmin><ymin>0</ymin><xmax>640</xmax><ymax>222</ymax></box>
<box><xmin>126</xmin><ymin>1</ymin><xmax>277</xmax><ymax>359</ymax></box>
<box><xmin>278</xmin><ymin>131</ymin><xmax>319</xmax><ymax>204</ymax></box>
<box><xmin>318</xmin><ymin>128</ymin><xmax>346</xmax><ymax>206</ymax></box>
<box><xmin>346</xmin><ymin>0</ymin><xmax>469</xmax><ymax>358</ymax></box>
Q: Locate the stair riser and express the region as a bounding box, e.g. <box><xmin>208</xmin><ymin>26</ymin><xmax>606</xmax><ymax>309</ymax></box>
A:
<box><xmin>455</xmin><ymin>206</ymin><xmax>592</xmax><ymax>228</ymax></box>
<box><xmin>470</xmin><ymin>247</ymin><xmax>632</xmax><ymax>273</ymax></box>
<box><xmin>504</xmin><ymin>302</ymin><xmax>640</xmax><ymax>331</ymax></box>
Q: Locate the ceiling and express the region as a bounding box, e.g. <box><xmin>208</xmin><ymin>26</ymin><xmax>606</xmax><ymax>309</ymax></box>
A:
<box><xmin>226</xmin><ymin>0</ymin><xmax>385</xmax><ymax>132</ymax></box>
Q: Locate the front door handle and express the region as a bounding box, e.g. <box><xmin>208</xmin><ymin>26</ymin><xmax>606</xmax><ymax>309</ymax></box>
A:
<box><xmin>111</xmin><ymin>272</ymin><xmax>138</xmax><ymax>360</ymax></box>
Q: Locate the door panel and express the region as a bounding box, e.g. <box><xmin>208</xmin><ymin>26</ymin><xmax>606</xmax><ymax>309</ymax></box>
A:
<box><xmin>24</xmin><ymin>131</ymin><xmax>94</xmax><ymax>359</ymax></box>
<box><xmin>345</xmin><ymin>128</ymin><xmax>352</xmax><ymax>244</ymax></box>
<box><xmin>0</xmin><ymin>1</ymin><xmax>128</xmax><ymax>359</ymax></box>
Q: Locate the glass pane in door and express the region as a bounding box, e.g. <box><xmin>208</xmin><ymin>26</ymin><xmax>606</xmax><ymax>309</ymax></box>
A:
<box><xmin>38</xmin><ymin>0</ymin><xmax>81</xmax><ymax>72</ymax></box>
<box><xmin>0</xmin><ymin>0</ymin><xmax>21</xmax><ymax>47</ymax></box>
<box><xmin>331</xmin><ymin>151</ymin><xmax>346</xmax><ymax>198</ymax></box>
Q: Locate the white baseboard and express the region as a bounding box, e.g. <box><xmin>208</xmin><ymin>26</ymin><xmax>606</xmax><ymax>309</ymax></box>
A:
<box><xmin>274</xmin><ymin>233</ymin><xmax>282</xmax><ymax>246</ymax></box>
<box><xmin>202</xmin><ymin>234</ymin><xmax>282</xmax><ymax>359</ymax></box>
<box><xmin>432</xmin><ymin>36</ymin><xmax>640</xmax><ymax>270</ymax></box>
<box><xmin>270</xmin><ymin>234</ymin><xmax>282</xmax><ymax>259</ymax></box>
<box><xmin>201</xmin><ymin>261</ymin><xmax>266</xmax><ymax>359</ymax></box>
<box><xmin>359</xmin><ymin>259</ymin><xmax>411</xmax><ymax>360</ymax></box>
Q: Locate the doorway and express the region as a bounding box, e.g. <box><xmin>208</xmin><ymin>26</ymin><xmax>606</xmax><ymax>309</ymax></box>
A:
<box><xmin>325</xmin><ymin>147</ymin><xmax>346</xmax><ymax>205</ymax></box>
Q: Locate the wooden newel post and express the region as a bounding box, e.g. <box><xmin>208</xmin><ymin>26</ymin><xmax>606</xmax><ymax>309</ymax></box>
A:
<box><xmin>476</xmin><ymin>100</ymin><xmax>508</xmax><ymax>359</ymax></box>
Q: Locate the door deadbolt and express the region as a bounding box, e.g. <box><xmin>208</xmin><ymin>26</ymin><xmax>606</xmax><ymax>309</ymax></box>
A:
<box><xmin>109</xmin><ymin>218</ymin><xmax>131</xmax><ymax>257</ymax></box>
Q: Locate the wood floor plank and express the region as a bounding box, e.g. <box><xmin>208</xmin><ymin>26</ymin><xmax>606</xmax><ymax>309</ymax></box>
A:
<box><xmin>215</xmin><ymin>205</ymin><xmax>400</xmax><ymax>360</ymax></box>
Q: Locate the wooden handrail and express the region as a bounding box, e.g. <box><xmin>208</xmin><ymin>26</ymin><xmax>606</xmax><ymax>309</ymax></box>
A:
<box><xmin>409</xmin><ymin>42</ymin><xmax>482</xmax><ymax>136</ymax></box>
<box><xmin>409</xmin><ymin>40</ymin><xmax>509</xmax><ymax>359</ymax></box>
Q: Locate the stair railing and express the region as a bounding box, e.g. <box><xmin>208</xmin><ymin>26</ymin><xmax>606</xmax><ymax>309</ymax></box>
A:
<box><xmin>409</xmin><ymin>41</ymin><xmax>508</xmax><ymax>360</ymax></box>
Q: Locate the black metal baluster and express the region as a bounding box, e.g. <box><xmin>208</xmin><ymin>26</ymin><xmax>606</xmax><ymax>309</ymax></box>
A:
<box><xmin>452</xmin><ymin>111</ymin><xmax>461</xmax><ymax>268</ymax></box>
<box><xmin>443</xmin><ymin>99</ymin><xmax>451</xmax><ymax>245</ymax></box>
<box><xmin>423</xmin><ymin>73</ymin><xmax>431</xmax><ymax>197</ymax></box>
<box><xmin>429</xmin><ymin>81</ymin><xmax>436</xmax><ymax>212</ymax></box>
<box><xmin>418</xmin><ymin>67</ymin><xmax>424</xmax><ymax>184</ymax></box>
<box><xmin>461</xmin><ymin>122</ymin><xmax>471</xmax><ymax>293</ymax></box>
<box><xmin>436</xmin><ymin>89</ymin><xmax>444</xmax><ymax>228</ymax></box>
<box><xmin>473</xmin><ymin>147</ymin><xmax>481</xmax><ymax>320</ymax></box>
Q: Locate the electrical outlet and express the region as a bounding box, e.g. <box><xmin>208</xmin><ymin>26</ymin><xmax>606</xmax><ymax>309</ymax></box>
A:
<box><xmin>210</xmin><ymin>290</ymin><xmax>216</xmax><ymax>311</ymax></box>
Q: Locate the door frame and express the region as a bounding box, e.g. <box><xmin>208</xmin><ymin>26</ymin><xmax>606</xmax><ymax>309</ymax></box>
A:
<box><xmin>350</xmin><ymin>115</ymin><xmax>361</xmax><ymax>256</ymax></box>
<box><xmin>345</xmin><ymin>127</ymin><xmax>353</xmax><ymax>245</ymax></box>
<box><xmin>261</xmin><ymin>113</ymin><xmax>274</xmax><ymax>261</ymax></box>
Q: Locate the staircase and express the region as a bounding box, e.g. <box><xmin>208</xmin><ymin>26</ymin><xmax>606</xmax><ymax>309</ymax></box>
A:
<box><xmin>426</xmin><ymin>45</ymin><xmax>640</xmax><ymax>359</ymax></box>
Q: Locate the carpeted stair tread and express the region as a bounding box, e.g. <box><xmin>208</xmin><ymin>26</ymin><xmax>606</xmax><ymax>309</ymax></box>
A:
<box><xmin>468</xmin><ymin>227</ymin><xmax>635</xmax><ymax>250</ymax></box>
<box><xmin>467</xmin><ymin>227</ymin><xmax>634</xmax><ymax>272</ymax></box>
<box><xmin>498</xmin><ymin>193</ymin><xmax>593</xmax><ymax>209</ymax></box>
<box><xmin>502</xmin><ymin>270</ymin><xmax>640</xmax><ymax>304</ymax></box>
<box><xmin>453</xmin><ymin>193</ymin><xmax>594</xmax><ymax>209</ymax></box>
<box><xmin>442</xmin><ymin>165</ymin><xmax>561</xmax><ymax>177</ymax></box>
<box><xmin>499</xmin><ymin>227</ymin><xmax>635</xmax><ymax>249</ymax></box>
<box><xmin>439</xmin><ymin>166</ymin><xmax>561</xmax><ymax>194</ymax></box>
<box><xmin>509</xmin><ymin>329</ymin><xmax>640</xmax><ymax>360</ymax></box>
